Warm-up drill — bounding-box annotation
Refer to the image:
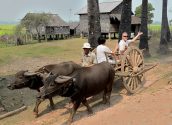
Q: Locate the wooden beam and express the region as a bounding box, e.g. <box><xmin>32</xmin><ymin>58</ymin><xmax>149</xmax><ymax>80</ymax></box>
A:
<box><xmin>0</xmin><ymin>106</ymin><xmax>27</xmax><ymax>120</ymax></box>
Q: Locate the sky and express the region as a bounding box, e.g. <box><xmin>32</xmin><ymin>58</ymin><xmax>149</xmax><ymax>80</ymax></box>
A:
<box><xmin>0</xmin><ymin>0</ymin><xmax>171</xmax><ymax>24</ymax></box>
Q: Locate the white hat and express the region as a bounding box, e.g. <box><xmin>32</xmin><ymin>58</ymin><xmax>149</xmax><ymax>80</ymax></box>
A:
<box><xmin>82</xmin><ymin>42</ymin><xmax>91</xmax><ymax>49</ymax></box>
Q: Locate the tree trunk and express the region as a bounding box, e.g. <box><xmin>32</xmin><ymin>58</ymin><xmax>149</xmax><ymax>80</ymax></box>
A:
<box><xmin>87</xmin><ymin>0</ymin><xmax>101</xmax><ymax>49</ymax></box>
<box><xmin>166</xmin><ymin>19</ymin><xmax>171</xmax><ymax>42</ymax></box>
<box><xmin>36</xmin><ymin>27</ymin><xmax>41</xmax><ymax>42</ymax></box>
<box><xmin>118</xmin><ymin>0</ymin><xmax>132</xmax><ymax>41</ymax></box>
<box><xmin>159</xmin><ymin>0</ymin><xmax>169</xmax><ymax>54</ymax></box>
<box><xmin>38</xmin><ymin>33</ymin><xmax>41</xmax><ymax>43</ymax></box>
<box><xmin>139</xmin><ymin>0</ymin><xmax>151</xmax><ymax>57</ymax></box>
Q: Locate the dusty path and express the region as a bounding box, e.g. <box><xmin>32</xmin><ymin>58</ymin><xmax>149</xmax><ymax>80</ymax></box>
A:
<box><xmin>72</xmin><ymin>83</ymin><xmax>172</xmax><ymax>125</ymax></box>
<box><xmin>71</xmin><ymin>61</ymin><xmax>172</xmax><ymax>125</ymax></box>
<box><xmin>15</xmin><ymin>61</ymin><xmax>172</xmax><ymax>125</ymax></box>
<box><xmin>1</xmin><ymin>56</ymin><xmax>172</xmax><ymax>125</ymax></box>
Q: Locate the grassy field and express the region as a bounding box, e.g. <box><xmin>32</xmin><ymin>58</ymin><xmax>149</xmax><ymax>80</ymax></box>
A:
<box><xmin>0</xmin><ymin>38</ymin><xmax>90</xmax><ymax>66</ymax></box>
<box><xmin>148</xmin><ymin>24</ymin><xmax>172</xmax><ymax>31</ymax></box>
<box><xmin>0</xmin><ymin>24</ymin><xmax>16</xmax><ymax>35</ymax></box>
<box><xmin>0</xmin><ymin>35</ymin><xmax>169</xmax><ymax>67</ymax></box>
<box><xmin>0</xmin><ymin>24</ymin><xmax>172</xmax><ymax>35</ymax></box>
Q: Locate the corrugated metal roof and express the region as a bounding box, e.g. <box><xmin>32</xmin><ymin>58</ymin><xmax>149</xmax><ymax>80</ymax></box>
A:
<box><xmin>77</xmin><ymin>0</ymin><xmax>123</xmax><ymax>15</ymax></box>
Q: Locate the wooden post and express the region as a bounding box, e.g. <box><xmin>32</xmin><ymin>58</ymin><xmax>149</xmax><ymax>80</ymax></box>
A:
<box><xmin>52</xmin><ymin>35</ymin><xmax>54</xmax><ymax>40</ymax></box>
<box><xmin>114</xmin><ymin>33</ymin><xmax>116</xmax><ymax>39</ymax></box>
<box><xmin>25</xmin><ymin>34</ymin><xmax>28</xmax><ymax>43</ymax></box>
<box><xmin>45</xmin><ymin>34</ymin><xmax>47</xmax><ymax>42</ymax></box>
<box><xmin>108</xmin><ymin>32</ymin><xmax>111</xmax><ymax>41</ymax></box>
<box><xmin>0</xmin><ymin>106</ymin><xmax>27</xmax><ymax>120</ymax></box>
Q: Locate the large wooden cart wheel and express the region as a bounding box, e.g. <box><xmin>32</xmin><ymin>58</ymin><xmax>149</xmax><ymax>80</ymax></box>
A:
<box><xmin>121</xmin><ymin>46</ymin><xmax>144</xmax><ymax>94</ymax></box>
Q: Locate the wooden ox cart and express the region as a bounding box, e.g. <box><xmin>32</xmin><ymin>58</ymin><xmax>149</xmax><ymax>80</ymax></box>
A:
<box><xmin>105</xmin><ymin>46</ymin><xmax>157</xmax><ymax>94</ymax></box>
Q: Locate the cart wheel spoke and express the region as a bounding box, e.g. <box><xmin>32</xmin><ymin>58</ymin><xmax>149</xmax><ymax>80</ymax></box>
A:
<box><xmin>137</xmin><ymin>58</ymin><xmax>143</xmax><ymax>67</ymax></box>
<box><xmin>126</xmin><ymin>56</ymin><xmax>133</xmax><ymax>67</ymax></box>
<box><xmin>127</xmin><ymin>77</ymin><xmax>132</xmax><ymax>88</ymax></box>
<box><xmin>134</xmin><ymin>77</ymin><xmax>139</xmax><ymax>89</ymax></box>
<box><xmin>136</xmin><ymin>54</ymin><xmax>141</xmax><ymax>65</ymax></box>
<box><xmin>134</xmin><ymin>51</ymin><xmax>139</xmax><ymax>66</ymax></box>
<box><xmin>132</xmin><ymin>50</ymin><xmax>136</xmax><ymax>66</ymax></box>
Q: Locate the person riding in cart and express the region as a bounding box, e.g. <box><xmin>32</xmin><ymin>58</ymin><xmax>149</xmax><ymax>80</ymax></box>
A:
<box><xmin>117</xmin><ymin>32</ymin><xmax>143</xmax><ymax>54</ymax></box>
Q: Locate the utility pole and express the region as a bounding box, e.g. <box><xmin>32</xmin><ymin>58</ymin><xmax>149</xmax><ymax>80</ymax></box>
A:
<box><xmin>69</xmin><ymin>8</ymin><xmax>72</xmax><ymax>22</ymax></box>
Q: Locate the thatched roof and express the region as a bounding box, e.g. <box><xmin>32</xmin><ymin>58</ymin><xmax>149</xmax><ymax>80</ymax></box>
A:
<box><xmin>110</xmin><ymin>14</ymin><xmax>141</xmax><ymax>24</ymax></box>
<box><xmin>68</xmin><ymin>22</ymin><xmax>80</xmax><ymax>29</ymax></box>
<box><xmin>47</xmin><ymin>14</ymin><xmax>69</xmax><ymax>27</ymax></box>
<box><xmin>22</xmin><ymin>13</ymin><xmax>69</xmax><ymax>27</ymax></box>
<box><xmin>77</xmin><ymin>0</ymin><xmax>123</xmax><ymax>15</ymax></box>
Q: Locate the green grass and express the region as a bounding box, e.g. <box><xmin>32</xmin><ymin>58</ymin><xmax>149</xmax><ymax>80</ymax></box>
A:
<box><xmin>0</xmin><ymin>38</ymin><xmax>85</xmax><ymax>66</ymax></box>
<box><xmin>148</xmin><ymin>24</ymin><xmax>172</xmax><ymax>31</ymax></box>
<box><xmin>0</xmin><ymin>24</ymin><xmax>16</xmax><ymax>35</ymax></box>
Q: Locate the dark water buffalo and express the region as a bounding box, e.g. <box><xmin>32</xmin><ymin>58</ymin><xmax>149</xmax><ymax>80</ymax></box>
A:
<box><xmin>36</xmin><ymin>61</ymin><xmax>81</xmax><ymax>75</ymax></box>
<box><xmin>35</xmin><ymin>62</ymin><xmax>115</xmax><ymax>124</ymax></box>
<box><xmin>7</xmin><ymin>61</ymin><xmax>82</xmax><ymax>113</ymax></box>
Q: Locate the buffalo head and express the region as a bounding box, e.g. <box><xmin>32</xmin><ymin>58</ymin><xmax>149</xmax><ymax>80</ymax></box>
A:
<box><xmin>7</xmin><ymin>70</ymin><xmax>43</xmax><ymax>90</ymax></box>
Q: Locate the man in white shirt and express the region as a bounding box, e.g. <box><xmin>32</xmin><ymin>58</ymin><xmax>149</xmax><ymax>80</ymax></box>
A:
<box><xmin>96</xmin><ymin>37</ymin><xmax>115</xmax><ymax>64</ymax></box>
<box><xmin>118</xmin><ymin>32</ymin><xmax>143</xmax><ymax>54</ymax></box>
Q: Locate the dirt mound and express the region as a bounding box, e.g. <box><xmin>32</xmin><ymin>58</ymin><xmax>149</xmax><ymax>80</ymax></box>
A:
<box><xmin>0</xmin><ymin>76</ymin><xmax>37</xmax><ymax>115</ymax></box>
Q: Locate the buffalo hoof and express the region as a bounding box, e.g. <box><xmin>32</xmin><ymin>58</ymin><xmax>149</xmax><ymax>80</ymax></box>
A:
<box><xmin>51</xmin><ymin>106</ymin><xmax>55</xmax><ymax>110</ymax></box>
<box><xmin>33</xmin><ymin>112</ymin><xmax>39</xmax><ymax>118</ymax></box>
<box><xmin>107</xmin><ymin>100</ymin><xmax>111</xmax><ymax>106</ymax></box>
<box><xmin>88</xmin><ymin>109</ymin><xmax>93</xmax><ymax>114</ymax></box>
<box><xmin>47</xmin><ymin>105</ymin><xmax>55</xmax><ymax>110</ymax></box>
<box><xmin>102</xmin><ymin>99</ymin><xmax>107</xmax><ymax>104</ymax></box>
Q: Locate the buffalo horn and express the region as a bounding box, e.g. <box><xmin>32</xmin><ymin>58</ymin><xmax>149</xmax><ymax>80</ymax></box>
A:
<box><xmin>24</xmin><ymin>71</ymin><xmax>37</xmax><ymax>76</ymax></box>
<box><xmin>55</xmin><ymin>75</ymin><xmax>73</xmax><ymax>84</ymax></box>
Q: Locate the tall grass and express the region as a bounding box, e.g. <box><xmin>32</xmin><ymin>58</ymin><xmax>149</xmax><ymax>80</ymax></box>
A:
<box><xmin>0</xmin><ymin>24</ymin><xmax>16</xmax><ymax>35</ymax></box>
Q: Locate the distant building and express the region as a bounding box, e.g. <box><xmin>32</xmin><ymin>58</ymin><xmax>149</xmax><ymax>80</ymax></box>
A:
<box><xmin>76</xmin><ymin>0</ymin><xmax>141</xmax><ymax>38</ymax></box>
<box><xmin>68</xmin><ymin>22</ymin><xmax>80</xmax><ymax>36</ymax></box>
<box><xmin>22</xmin><ymin>13</ymin><xmax>70</xmax><ymax>40</ymax></box>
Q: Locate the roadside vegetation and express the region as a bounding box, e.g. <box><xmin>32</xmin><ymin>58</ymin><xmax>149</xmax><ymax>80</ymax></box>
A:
<box><xmin>0</xmin><ymin>24</ymin><xmax>16</xmax><ymax>35</ymax></box>
<box><xmin>148</xmin><ymin>24</ymin><xmax>172</xmax><ymax>31</ymax></box>
<box><xmin>0</xmin><ymin>38</ymin><xmax>84</xmax><ymax>68</ymax></box>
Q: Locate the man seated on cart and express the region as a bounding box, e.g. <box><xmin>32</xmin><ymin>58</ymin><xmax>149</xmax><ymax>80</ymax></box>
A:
<box><xmin>96</xmin><ymin>37</ymin><xmax>115</xmax><ymax>64</ymax></box>
<box><xmin>117</xmin><ymin>31</ymin><xmax>143</xmax><ymax>54</ymax></box>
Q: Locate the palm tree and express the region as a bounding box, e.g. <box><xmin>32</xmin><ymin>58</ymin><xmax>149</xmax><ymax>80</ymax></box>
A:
<box><xmin>166</xmin><ymin>18</ymin><xmax>171</xmax><ymax>42</ymax></box>
<box><xmin>118</xmin><ymin>0</ymin><xmax>132</xmax><ymax>41</ymax></box>
<box><xmin>87</xmin><ymin>0</ymin><xmax>101</xmax><ymax>49</ymax></box>
<box><xmin>159</xmin><ymin>0</ymin><xmax>169</xmax><ymax>54</ymax></box>
<box><xmin>139</xmin><ymin>0</ymin><xmax>150</xmax><ymax>57</ymax></box>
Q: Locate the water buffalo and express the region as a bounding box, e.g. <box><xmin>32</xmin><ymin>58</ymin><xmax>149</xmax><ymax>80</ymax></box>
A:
<box><xmin>35</xmin><ymin>62</ymin><xmax>115</xmax><ymax>124</ymax></box>
<box><xmin>7</xmin><ymin>61</ymin><xmax>82</xmax><ymax>113</ymax></box>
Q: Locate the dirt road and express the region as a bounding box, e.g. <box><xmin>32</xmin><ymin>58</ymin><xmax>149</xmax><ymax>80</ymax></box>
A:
<box><xmin>73</xmin><ymin>82</ymin><xmax>172</xmax><ymax>125</ymax></box>
<box><xmin>12</xmin><ymin>61</ymin><xmax>171</xmax><ymax>125</ymax></box>
<box><xmin>1</xmin><ymin>57</ymin><xmax>172</xmax><ymax>125</ymax></box>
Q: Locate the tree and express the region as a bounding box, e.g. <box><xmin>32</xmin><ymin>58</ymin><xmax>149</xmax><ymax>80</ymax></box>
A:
<box><xmin>15</xmin><ymin>24</ymin><xmax>25</xmax><ymax>36</ymax></box>
<box><xmin>87</xmin><ymin>0</ymin><xmax>101</xmax><ymax>48</ymax></box>
<box><xmin>159</xmin><ymin>0</ymin><xmax>170</xmax><ymax>54</ymax></box>
<box><xmin>14</xmin><ymin>24</ymin><xmax>26</xmax><ymax>45</ymax></box>
<box><xmin>21</xmin><ymin>13</ymin><xmax>49</xmax><ymax>42</ymax></box>
<box><xmin>118</xmin><ymin>0</ymin><xmax>132</xmax><ymax>41</ymax></box>
<box><xmin>135</xmin><ymin>3</ymin><xmax>155</xmax><ymax>24</ymax></box>
<box><xmin>139</xmin><ymin>0</ymin><xmax>150</xmax><ymax>57</ymax></box>
<box><xmin>170</xmin><ymin>19</ymin><xmax>172</xmax><ymax>25</ymax></box>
